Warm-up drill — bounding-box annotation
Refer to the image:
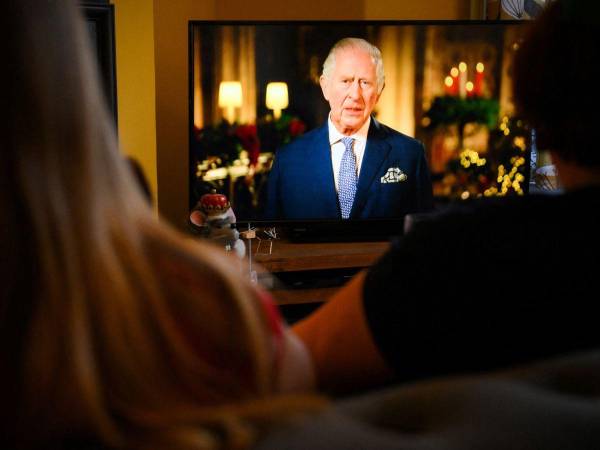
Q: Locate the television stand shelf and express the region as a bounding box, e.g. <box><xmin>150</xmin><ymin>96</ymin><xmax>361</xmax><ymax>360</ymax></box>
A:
<box><xmin>252</xmin><ymin>239</ymin><xmax>390</xmax><ymax>305</ymax></box>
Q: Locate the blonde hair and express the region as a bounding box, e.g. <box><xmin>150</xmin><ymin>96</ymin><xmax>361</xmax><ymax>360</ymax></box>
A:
<box><xmin>321</xmin><ymin>37</ymin><xmax>385</xmax><ymax>94</ymax></box>
<box><xmin>0</xmin><ymin>2</ymin><xmax>323</xmax><ymax>449</ymax></box>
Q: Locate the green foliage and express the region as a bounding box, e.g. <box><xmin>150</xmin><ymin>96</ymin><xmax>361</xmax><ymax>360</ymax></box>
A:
<box><xmin>424</xmin><ymin>96</ymin><xmax>500</xmax><ymax>129</ymax></box>
<box><xmin>487</xmin><ymin>117</ymin><xmax>530</xmax><ymax>164</ymax></box>
<box><xmin>440</xmin><ymin>116</ymin><xmax>531</xmax><ymax>199</ymax></box>
<box><xmin>192</xmin><ymin>114</ymin><xmax>307</xmax><ymax>163</ymax></box>
<box><xmin>256</xmin><ymin>113</ymin><xmax>307</xmax><ymax>153</ymax></box>
<box><xmin>193</xmin><ymin>121</ymin><xmax>241</xmax><ymax>166</ymax></box>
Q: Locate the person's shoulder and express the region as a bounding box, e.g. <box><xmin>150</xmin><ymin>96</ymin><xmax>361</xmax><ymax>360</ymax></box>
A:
<box><xmin>277</xmin><ymin>123</ymin><xmax>326</xmax><ymax>155</ymax></box>
<box><xmin>410</xmin><ymin>194</ymin><xmax>548</xmax><ymax>229</ymax></box>
<box><xmin>403</xmin><ymin>191</ymin><xmax>589</xmax><ymax>248</ymax></box>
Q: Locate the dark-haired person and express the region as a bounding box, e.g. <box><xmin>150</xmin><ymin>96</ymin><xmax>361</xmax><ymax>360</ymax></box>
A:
<box><xmin>265</xmin><ymin>37</ymin><xmax>433</xmax><ymax>220</ymax></box>
<box><xmin>293</xmin><ymin>0</ymin><xmax>600</xmax><ymax>394</ymax></box>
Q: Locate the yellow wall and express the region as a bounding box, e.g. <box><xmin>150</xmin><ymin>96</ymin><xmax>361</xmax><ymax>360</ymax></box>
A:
<box><xmin>111</xmin><ymin>0</ymin><xmax>158</xmax><ymax>203</ymax></box>
<box><xmin>153</xmin><ymin>0</ymin><xmax>216</xmax><ymax>229</ymax></box>
<box><xmin>216</xmin><ymin>0</ymin><xmax>472</xmax><ymax>19</ymax></box>
<box><xmin>112</xmin><ymin>0</ymin><xmax>472</xmax><ymax>229</ymax></box>
<box><xmin>215</xmin><ymin>0</ymin><xmax>363</xmax><ymax>19</ymax></box>
<box><xmin>365</xmin><ymin>0</ymin><xmax>471</xmax><ymax>19</ymax></box>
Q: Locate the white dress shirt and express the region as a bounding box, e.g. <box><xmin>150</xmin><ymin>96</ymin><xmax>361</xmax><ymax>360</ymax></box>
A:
<box><xmin>327</xmin><ymin>115</ymin><xmax>370</xmax><ymax>193</ymax></box>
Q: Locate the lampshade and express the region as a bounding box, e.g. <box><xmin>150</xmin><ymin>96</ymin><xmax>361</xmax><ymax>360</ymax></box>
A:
<box><xmin>265</xmin><ymin>82</ymin><xmax>288</xmax><ymax>119</ymax></box>
<box><xmin>218</xmin><ymin>81</ymin><xmax>243</xmax><ymax>107</ymax></box>
<box><xmin>218</xmin><ymin>81</ymin><xmax>242</xmax><ymax>123</ymax></box>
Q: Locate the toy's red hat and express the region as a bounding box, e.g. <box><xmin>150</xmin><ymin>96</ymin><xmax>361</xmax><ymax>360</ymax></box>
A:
<box><xmin>199</xmin><ymin>189</ymin><xmax>230</xmax><ymax>213</ymax></box>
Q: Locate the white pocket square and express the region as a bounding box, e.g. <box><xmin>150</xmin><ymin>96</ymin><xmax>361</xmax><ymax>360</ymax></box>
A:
<box><xmin>381</xmin><ymin>167</ymin><xmax>407</xmax><ymax>184</ymax></box>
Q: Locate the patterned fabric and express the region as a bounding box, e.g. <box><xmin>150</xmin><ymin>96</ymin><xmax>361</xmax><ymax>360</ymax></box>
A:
<box><xmin>338</xmin><ymin>137</ymin><xmax>357</xmax><ymax>219</ymax></box>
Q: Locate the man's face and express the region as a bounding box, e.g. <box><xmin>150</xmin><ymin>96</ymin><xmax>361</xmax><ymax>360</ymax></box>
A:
<box><xmin>320</xmin><ymin>47</ymin><xmax>382</xmax><ymax>135</ymax></box>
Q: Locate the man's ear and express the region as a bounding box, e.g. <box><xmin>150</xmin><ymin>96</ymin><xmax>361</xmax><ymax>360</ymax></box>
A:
<box><xmin>320</xmin><ymin>75</ymin><xmax>329</xmax><ymax>101</ymax></box>
<box><xmin>377</xmin><ymin>81</ymin><xmax>385</xmax><ymax>98</ymax></box>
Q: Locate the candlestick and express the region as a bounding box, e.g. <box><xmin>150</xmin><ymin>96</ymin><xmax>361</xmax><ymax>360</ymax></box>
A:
<box><xmin>459</xmin><ymin>62</ymin><xmax>467</xmax><ymax>99</ymax></box>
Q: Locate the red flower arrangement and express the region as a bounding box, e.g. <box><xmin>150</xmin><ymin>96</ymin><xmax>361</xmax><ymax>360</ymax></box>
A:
<box><xmin>234</xmin><ymin>124</ymin><xmax>260</xmax><ymax>167</ymax></box>
<box><xmin>191</xmin><ymin>115</ymin><xmax>308</xmax><ymax>218</ymax></box>
<box><xmin>289</xmin><ymin>118</ymin><xmax>306</xmax><ymax>137</ymax></box>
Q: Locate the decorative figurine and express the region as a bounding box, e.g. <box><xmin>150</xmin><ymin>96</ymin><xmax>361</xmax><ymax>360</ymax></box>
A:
<box><xmin>189</xmin><ymin>190</ymin><xmax>246</xmax><ymax>258</ymax></box>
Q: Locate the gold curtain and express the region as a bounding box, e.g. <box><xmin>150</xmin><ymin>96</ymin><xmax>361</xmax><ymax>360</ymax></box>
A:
<box><xmin>375</xmin><ymin>26</ymin><xmax>416</xmax><ymax>137</ymax></box>
<box><xmin>211</xmin><ymin>26</ymin><xmax>257</xmax><ymax>125</ymax></box>
<box><xmin>192</xmin><ymin>27</ymin><xmax>203</xmax><ymax>129</ymax></box>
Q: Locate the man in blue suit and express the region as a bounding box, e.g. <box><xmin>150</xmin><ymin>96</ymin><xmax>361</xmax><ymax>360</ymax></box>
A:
<box><xmin>265</xmin><ymin>37</ymin><xmax>433</xmax><ymax>220</ymax></box>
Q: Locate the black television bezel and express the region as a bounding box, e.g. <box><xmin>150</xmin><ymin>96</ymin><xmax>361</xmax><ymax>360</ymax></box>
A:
<box><xmin>188</xmin><ymin>19</ymin><xmax>530</xmax><ymax>241</ymax></box>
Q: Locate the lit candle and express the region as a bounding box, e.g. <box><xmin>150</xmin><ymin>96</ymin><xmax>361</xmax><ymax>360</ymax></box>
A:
<box><xmin>450</xmin><ymin>66</ymin><xmax>459</xmax><ymax>96</ymax></box>
<box><xmin>474</xmin><ymin>62</ymin><xmax>485</xmax><ymax>97</ymax></box>
<box><xmin>466</xmin><ymin>81</ymin><xmax>474</xmax><ymax>98</ymax></box>
<box><xmin>444</xmin><ymin>76</ymin><xmax>454</xmax><ymax>95</ymax></box>
<box><xmin>458</xmin><ymin>62</ymin><xmax>467</xmax><ymax>99</ymax></box>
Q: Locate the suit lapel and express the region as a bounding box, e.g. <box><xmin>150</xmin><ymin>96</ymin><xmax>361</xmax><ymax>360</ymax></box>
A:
<box><xmin>351</xmin><ymin>118</ymin><xmax>391</xmax><ymax>217</ymax></box>
<box><xmin>310</xmin><ymin>123</ymin><xmax>339</xmax><ymax>216</ymax></box>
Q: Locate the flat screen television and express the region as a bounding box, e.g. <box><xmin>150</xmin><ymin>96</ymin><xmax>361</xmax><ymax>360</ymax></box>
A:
<box><xmin>188</xmin><ymin>20</ymin><xmax>533</xmax><ymax>241</ymax></box>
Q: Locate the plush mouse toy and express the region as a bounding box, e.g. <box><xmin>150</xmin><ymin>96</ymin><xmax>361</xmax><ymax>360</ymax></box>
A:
<box><xmin>190</xmin><ymin>190</ymin><xmax>246</xmax><ymax>259</ymax></box>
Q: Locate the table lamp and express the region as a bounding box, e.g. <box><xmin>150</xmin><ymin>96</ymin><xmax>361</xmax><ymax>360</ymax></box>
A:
<box><xmin>218</xmin><ymin>81</ymin><xmax>242</xmax><ymax>124</ymax></box>
<box><xmin>265</xmin><ymin>82</ymin><xmax>288</xmax><ymax>120</ymax></box>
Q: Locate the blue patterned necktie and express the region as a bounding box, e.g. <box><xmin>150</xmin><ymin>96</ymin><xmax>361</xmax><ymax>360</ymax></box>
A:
<box><xmin>338</xmin><ymin>137</ymin><xmax>357</xmax><ymax>219</ymax></box>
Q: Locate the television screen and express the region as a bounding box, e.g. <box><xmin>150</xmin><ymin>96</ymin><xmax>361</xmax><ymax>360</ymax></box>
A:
<box><xmin>189</xmin><ymin>20</ymin><xmax>533</xmax><ymax>233</ymax></box>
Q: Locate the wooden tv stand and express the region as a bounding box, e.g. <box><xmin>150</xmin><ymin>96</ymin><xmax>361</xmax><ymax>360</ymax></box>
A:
<box><xmin>251</xmin><ymin>238</ymin><xmax>390</xmax><ymax>305</ymax></box>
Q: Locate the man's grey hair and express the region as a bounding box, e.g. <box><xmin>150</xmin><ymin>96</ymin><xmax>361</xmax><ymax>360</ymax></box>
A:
<box><xmin>322</xmin><ymin>37</ymin><xmax>385</xmax><ymax>94</ymax></box>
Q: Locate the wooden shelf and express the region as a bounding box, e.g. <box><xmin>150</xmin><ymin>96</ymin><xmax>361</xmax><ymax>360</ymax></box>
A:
<box><xmin>253</xmin><ymin>239</ymin><xmax>390</xmax><ymax>273</ymax></box>
<box><xmin>250</xmin><ymin>238</ymin><xmax>390</xmax><ymax>305</ymax></box>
